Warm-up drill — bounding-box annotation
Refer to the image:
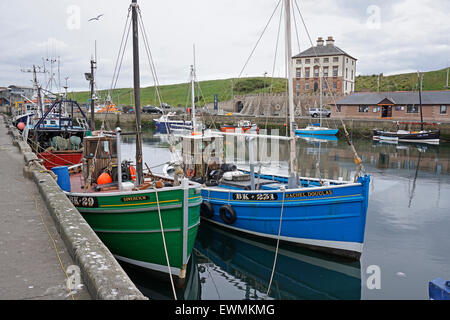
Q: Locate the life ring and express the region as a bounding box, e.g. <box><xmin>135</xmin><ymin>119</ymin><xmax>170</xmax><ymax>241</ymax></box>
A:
<box><xmin>274</xmin><ymin>104</ymin><xmax>282</xmax><ymax>111</ymax></box>
<box><xmin>200</xmin><ymin>201</ymin><xmax>214</xmax><ymax>219</ymax></box>
<box><xmin>219</xmin><ymin>205</ymin><xmax>237</xmax><ymax>225</ymax></box>
<box><xmin>129</xmin><ymin>166</ymin><xmax>136</xmax><ymax>181</ymax></box>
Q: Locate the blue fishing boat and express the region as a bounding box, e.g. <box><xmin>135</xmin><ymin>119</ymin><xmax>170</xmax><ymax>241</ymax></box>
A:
<box><xmin>166</xmin><ymin>0</ymin><xmax>370</xmax><ymax>260</ymax></box>
<box><xmin>197</xmin><ymin>169</ymin><xmax>370</xmax><ymax>259</ymax></box>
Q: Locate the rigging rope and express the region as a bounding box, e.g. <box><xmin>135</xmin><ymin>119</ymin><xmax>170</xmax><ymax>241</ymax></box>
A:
<box><xmin>238</xmin><ymin>0</ymin><xmax>282</xmax><ymax>80</ymax></box>
<box><xmin>265</xmin><ymin>186</ymin><xmax>286</xmax><ymax>299</ymax></box>
<box><xmin>293</xmin><ymin>0</ymin><xmax>365</xmax><ymax>180</ymax></box>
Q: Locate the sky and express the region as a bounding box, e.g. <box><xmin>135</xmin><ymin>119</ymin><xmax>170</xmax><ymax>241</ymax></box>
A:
<box><xmin>0</xmin><ymin>0</ymin><xmax>449</xmax><ymax>92</ymax></box>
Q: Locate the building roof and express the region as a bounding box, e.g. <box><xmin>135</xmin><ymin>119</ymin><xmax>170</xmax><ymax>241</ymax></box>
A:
<box><xmin>336</xmin><ymin>91</ymin><xmax>450</xmax><ymax>106</ymax></box>
<box><xmin>293</xmin><ymin>45</ymin><xmax>356</xmax><ymax>60</ymax></box>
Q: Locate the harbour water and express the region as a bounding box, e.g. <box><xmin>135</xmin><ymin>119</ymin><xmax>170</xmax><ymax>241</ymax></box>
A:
<box><xmin>120</xmin><ymin>132</ymin><xmax>450</xmax><ymax>300</ymax></box>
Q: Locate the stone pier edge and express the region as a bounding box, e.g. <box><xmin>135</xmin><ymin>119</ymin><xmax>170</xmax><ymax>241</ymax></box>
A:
<box><xmin>2</xmin><ymin>115</ymin><xmax>147</xmax><ymax>300</ymax></box>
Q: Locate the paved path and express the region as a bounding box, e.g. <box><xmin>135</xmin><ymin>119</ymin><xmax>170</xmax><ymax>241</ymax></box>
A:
<box><xmin>0</xmin><ymin>118</ymin><xmax>91</xmax><ymax>300</ymax></box>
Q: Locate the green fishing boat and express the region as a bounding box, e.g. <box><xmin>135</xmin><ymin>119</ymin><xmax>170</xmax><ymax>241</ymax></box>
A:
<box><xmin>63</xmin><ymin>0</ymin><xmax>202</xmax><ymax>284</ymax></box>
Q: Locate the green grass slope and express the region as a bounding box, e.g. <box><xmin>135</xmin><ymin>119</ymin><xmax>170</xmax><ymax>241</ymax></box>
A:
<box><xmin>70</xmin><ymin>68</ymin><xmax>449</xmax><ymax>108</ymax></box>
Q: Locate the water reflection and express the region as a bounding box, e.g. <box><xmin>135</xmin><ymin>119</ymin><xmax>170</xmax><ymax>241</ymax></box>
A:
<box><xmin>120</xmin><ymin>254</ymin><xmax>201</xmax><ymax>300</ymax></box>
<box><xmin>195</xmin><ymin>222</ymin><xmax>361</xmax><ymax>300</ymax></box>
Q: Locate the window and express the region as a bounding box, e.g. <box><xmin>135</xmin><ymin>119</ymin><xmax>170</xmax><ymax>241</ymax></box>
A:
<box><xmin>359</xmin><ymin>105</ymin><xmax>369</xmax><ymax>113</ymax></box>
<box><xmin>296</xmin><ymin>82</ymin><xmax>301</xmax><ymax>91</ymax></box>
<box><xmin>351</xmin><ymin>70</ymin><xmax>354</xmax><ymax>80</ymax></box>
<box><xmin>333</xmin><ymin>57</ymin><xmax>339</xmax><ymax>62</ymax></box>
<box><xmin>346</xmin><ymin>58</ymin><xmax>349</xmax><ymax>63</ymax></box>
<box><xmin>346</xmin><ymin>68</ymin><xmax>348</xmax><ymax>79</ymax></box>
<box><xmin>323</xmin><ymin>58</ymin><xmax>329</xmax><ymax>63</ymax></box>
<box><xmin>336</xmin><ymin>105</ymin><xmax>341</xmax><ymax>112</ymax></box>
<box><xmin>305</xmin><ymin>83</ymin><xmax>310</xmax><ymax>90</ymax></box>
<box><xmin>395</xmin><ymin>106</ymin><xmax>402</xmax><ymax>111</ymax></box>
<box><xmin>323</xmin><ymin>67</ymin><xmax>329</xmax><ymax>77</ymax></box>
<box><xmin>440</xmin><ymin>105</ymin><xmax>447</xmax><ymax>114</ymax></box>
<box><xmin>324</xmin><ymin>81</ymin><xmax>328</xmax><ymax>90</ymax></box>
<box><xmin>296</xmin><ymin>68</ymin><xmax>301</xmax><ymax>79</ymax></box>
<box><xmin>305</xmin><ymin>67</ymin><xmax>310</xmax><ymax>78</ymax></box>
<box><xmin>314</xmin><ymin>58</ymin><xmax>319</xmax><ymax>63</ymax></box>
<box><xmin>296</xmin><ymin>59</ymin><xmax>302</xmax><ymax>65</ymax></box>
<box><xmin>407</xmin><ymin>105</ymin><xmax>419</xmax><ymax>113</ymax></box>
<box><xmin>333</xmin><ymin>82</ymin><xmax>337</xmax><ymax>89</ymax></box>
<box><xmin>305</xmin><ymin>59</ymin><xmax>310</xmax><ymax>64</ymax></box>
<box><xmin>333</xmin><ymin>66</ymin><xmax>338</xmax><ymax>77</ymax></box>
<box><xmin>314</xmin><ymin>67</ymin><xmax>319</xmax><ymax>77</ymax></box>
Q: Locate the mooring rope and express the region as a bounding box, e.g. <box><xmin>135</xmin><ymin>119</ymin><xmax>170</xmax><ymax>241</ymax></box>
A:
<box><xmin>154</xmin><ymin>187</ymin><xmax>178</xmax><ymax>300</ymax></box>
<box><xmin>32</xmin><ymin>195</ymin><xmax>75</xmax><ymax>300</ymax></box>
<box><xmin>265</xmin><ymin>186</ymin><xmax>286</xmax><ymax>299</ymax></box>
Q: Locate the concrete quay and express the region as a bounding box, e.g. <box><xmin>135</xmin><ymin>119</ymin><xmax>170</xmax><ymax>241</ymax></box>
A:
<box><xmin>0</xmin><ymin>114</ymin><xmax>147</xmax><ymax>300</ymax></box>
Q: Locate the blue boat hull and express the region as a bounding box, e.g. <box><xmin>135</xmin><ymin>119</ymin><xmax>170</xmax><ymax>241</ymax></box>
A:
<box><xmin>200</xmin><ymin>175</ymin><xmax>370</xmax><ymax>259</ymax></box>
<box><xmin>295</xmin><ymin>129</ymin><xmax>339</xmax><ymax>136</ymax></box>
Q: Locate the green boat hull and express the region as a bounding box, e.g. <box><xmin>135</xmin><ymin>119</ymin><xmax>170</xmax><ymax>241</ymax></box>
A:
<box><xmin>67</xmin><ymin>185</ymin><xmax>202</xmax><ymax>280</ymax></box>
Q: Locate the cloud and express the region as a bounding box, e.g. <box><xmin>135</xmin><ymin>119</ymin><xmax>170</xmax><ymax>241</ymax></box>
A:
<box><xmin>0</xmin><ymin>0</ymin><xmax>448</xmax><ymax>92</ymax></box>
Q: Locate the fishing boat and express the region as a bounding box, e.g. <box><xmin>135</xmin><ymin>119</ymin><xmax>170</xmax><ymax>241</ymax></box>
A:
<box><xmin>154</xmin><ymin>112</ymin><xmax>193</xmax><ymax>134</ymax></box>
<box><xmin>220</xmin><ymin>120</ymin><xmax>259</xmax><ymax>134</ymax></box>
<box><xmin>372</xmin><ymin>128</ymin><xmax>440</xmax><ymax>144</ymax></box>
<box><xmin>373</xmin><ymin>73</ymin><xmax>440</xmax><ymax>145</ymax></box>
<box><xmin>167</xmin><ymin>0</ymin><xmax>370</xmax><ymax>260</ymax></box>
<box><xmin>64</xmin><ymin>0</ymin><xmax>201</xmax><ymax>285</ymax></box>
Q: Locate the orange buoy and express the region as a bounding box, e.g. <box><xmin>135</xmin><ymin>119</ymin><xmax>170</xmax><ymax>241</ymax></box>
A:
<box><xmin>97</xmin><ymin>172</ymin><xmax>113</xmax><ymax>185</ymax></box>
<box><xmin>17</xmin><ymin>122</ymin><xmax>25</xmax><ymax>130</ymax></box>
<box><xmin>129</xmin><ymin>166</ymin><xmax>136</xmax><ymax>181</ymax></box>
<box><xmin>155</xmin><ymin>181</ymin><xmax>164</xmax><ymax>189</ymax></box>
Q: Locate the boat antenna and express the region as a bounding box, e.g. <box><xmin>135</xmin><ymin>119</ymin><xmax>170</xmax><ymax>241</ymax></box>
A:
<box><xmin>131</xmin><ymin>0</ymin><xmax>144</xmax><ymax>186</ymax></box>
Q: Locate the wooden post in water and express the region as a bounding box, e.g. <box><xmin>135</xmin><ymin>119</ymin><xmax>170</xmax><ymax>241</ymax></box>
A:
<box><xmin>131</xmin><ymin>0</ymin><xmax>144</xmax><ymax>186</ymax></box>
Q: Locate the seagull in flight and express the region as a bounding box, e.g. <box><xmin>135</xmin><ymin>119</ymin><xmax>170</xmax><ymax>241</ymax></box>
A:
<box><xmin>88</xmin><ymin>14</ymin><xmax>104</xmax><ymax>22</ymax></box>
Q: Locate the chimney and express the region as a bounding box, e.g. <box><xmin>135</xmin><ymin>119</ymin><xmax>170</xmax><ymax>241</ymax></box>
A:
<box><xmin>326</xmin><ymin>36</ymin><xmax>335</xmax><ymax>46</ymax></box>
<box><xmin>317</xmin><ymin>37</ymin><xmax>324</xmax><ymax>47</ymax></box>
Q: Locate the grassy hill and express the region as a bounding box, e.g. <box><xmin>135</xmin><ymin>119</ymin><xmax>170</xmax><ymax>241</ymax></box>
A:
<box><xmin>70</xmin><ymin>68</ymin><xmax>449</xmax><ymax>108</ymax></box>
<box><xmin>355</xmin><ymin>68</ymin><xmax>449</xmax><ymax>92</ymax></box>
<box><xmin>70</xmin><ymin>77</ymin><xmax>288</xmax><ymax>108</ymax></box>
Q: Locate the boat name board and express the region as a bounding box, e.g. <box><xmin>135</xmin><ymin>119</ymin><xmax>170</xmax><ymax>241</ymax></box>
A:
<box><xmin>121</xmin><ymin>195</ymin><xmax>150</xmax><ymax>203</ymax></box>
<box><xmin>233</xmin><ymin>193</ymin><xmax>278</xmax><ymax>201</ymax></box>
<box><xmin>68</xmin><ymin>196</ymin><xmax>98</xmax><ymax>208</ymax></box>
<box><xmin>286</xmin><ymin>190</ymin><xmax>333</xmax><ymax>199</ymax></box>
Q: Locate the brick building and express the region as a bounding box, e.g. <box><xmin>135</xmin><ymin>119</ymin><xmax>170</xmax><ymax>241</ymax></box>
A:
<box><xmin>333</xmin><ymin>91</ymin><xmax>450</xmax><ymax>121</ymax></box>
<box><xmin>292</xmin><ymin>36</ymin><xmax>356</xmax><ymax>96</ymax></box>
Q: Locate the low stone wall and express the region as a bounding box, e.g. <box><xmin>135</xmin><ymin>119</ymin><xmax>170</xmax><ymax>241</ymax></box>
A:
<box><xmin>4</xmin><ymin>115</ymin><xmax>147</xmax><ymax>300</ymax></box>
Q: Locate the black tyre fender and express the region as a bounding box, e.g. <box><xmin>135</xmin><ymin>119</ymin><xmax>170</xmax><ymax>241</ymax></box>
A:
<box><xmin>219</xmin><ymin>205</ymin><xmax>237</xmax><ymax>225</ymax></box>
<box><xmin>200</xmin><ymin>201</ymin><xmax>214</xmax><ymax>219</ymax></box>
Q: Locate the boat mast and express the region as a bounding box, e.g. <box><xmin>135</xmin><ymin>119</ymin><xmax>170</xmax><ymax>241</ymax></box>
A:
<box><xmin>418</xmin><ymin>72</ymin><xmax>424</xmax><ymax>131</ymax></box>
<box><xmin>190</xmin><ymin>64</ymin><xmax>196</xmax><ymax>131</ymax></box>
<box><xmin>284</xmin><ymin>0</ymin><xmax>298</xmax><ymax>188</ymax></box>
<box><xmin>90</xmin><ymin>58</ymin><xmax>96</xmax><ymax>131</ymax></box>
<box><xmin>132</xmin><ymin>0</ymin><xmax>144</xmax><ymax>185</ymax></box>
